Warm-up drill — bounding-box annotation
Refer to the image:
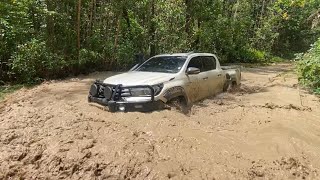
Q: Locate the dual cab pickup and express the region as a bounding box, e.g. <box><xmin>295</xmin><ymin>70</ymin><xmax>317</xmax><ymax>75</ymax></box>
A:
<box><xmin>88</xmin><ymin>53</ymin><xmax>241</xmax><ymax>112</ymax></box>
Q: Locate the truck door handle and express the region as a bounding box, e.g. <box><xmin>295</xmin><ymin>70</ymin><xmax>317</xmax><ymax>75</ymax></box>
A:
<box><xmin>203</xmin><ymin>77</ymin><xmax>208</xmax><ymax>80</ymax></box>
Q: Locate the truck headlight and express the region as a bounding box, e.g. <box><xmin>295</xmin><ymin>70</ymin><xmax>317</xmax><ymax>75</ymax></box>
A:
<box><xmin>152</xmin><ymin>83</ymin><xmax>164</xmax><ymax>96</ymax></box>
<box><xmin>129</xmin><ymin>84</ymin><xmax>163</xmax><ymax>97</ymax></box>
<box><xmin>130</xmin><ymin>88</ymin><xmax>152</xmax><ymax>96</ymax></box>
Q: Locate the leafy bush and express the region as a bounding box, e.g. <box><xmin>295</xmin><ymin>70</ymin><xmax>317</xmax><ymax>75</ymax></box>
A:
<box><xmin>296</xmin><ymin>38</ymin><xmax>320</xmax><ymax>93</ymax></box>
<box><xmin>10</xmin><ymin>39</ymin><xmax>65</xmax><ymax>83</ymax></box>
<box><xmin>116</xmin><ymin>39</ymin><xmax>136</xmax><ymax>70</ymax></box>
<box><xmin>79</xmin><ymin>48</ymin><xmax>103</xmax><ymax>72</ymax></box>
<box><xmin>239</xmin><ymin>48</ymin><xmax>267</xmax><ymax>63</ymax></box>
<box><xmin>269</xmin><ymin>56</ymin><xmax>285</xmax><ymax>63</ymax></box>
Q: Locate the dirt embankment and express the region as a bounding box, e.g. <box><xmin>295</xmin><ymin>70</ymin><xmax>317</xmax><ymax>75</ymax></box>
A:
<box><xmin>1</xmin><ymin>64</ymin><xmax>320</xmax><ymax>179</ymax></box>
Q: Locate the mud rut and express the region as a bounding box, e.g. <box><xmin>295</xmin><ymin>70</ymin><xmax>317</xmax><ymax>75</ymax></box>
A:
<box><xmin>1</xmin><ymin>64</ymin><xmax>320</xmax><ymax>179</ymax></box>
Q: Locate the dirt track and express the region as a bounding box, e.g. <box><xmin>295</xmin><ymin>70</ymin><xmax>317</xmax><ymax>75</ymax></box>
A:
<box><xmin>1</xmin><ymin>64</ymin><xmax>320</xmax><ymax>179</ymax></box>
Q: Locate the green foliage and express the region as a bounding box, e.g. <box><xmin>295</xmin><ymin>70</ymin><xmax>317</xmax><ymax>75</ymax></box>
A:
<box><xmin>296</xmin><ymin>38</ymin><xmax>320</xmax><ymax>92</ymax></box>
<box><xmin>116</xmin><ymin>39</ymin><xmax>136</xmax><ymax>70</ymax></box>
<box><xmin>272</xmin><ymin>0</ymin><xmax>320</xmax><ymax>58</ymax></box>
<box><xmin>0</xmin><ymin>84</ymin><xmax>24</xmax><ymax>101</ymax></box>
<box><xmin>270</xmin><ymin>56</ymin><xmax>286</xmax><ymax>63</ymax></box>
<box><xmin>0</xmin><ymin>0</ymin><xmax>319</xmax><ymax>84</ymax></box>
<box><xmin>11</xmin><ymin>39</ymin><xmax>65</xmax><ymax>83</ymax></box>
<box><xmin>79</xmin><ymin>49</ymin><xmax>103</xmax><ymax>71</ymax></box>
<box><xmin>238</xmin><ymin>48</ymin><xmax>267</xmax><ymax>63</ymax></box>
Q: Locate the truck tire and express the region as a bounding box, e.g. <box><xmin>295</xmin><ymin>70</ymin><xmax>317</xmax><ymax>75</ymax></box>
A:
<box><xmin>168</xmin><ymin>96</ymin><xmax>190</xmax><ymax>114</ymax></box>
<box><xmin>223</xmin><ymin>74</ymin><xmax>232</xmax><ymax>92</ymax></box>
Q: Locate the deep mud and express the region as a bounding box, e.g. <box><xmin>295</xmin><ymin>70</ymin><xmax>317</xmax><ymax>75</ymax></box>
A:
<box><xmin>1</xmin><ymin>64</ymin><xmax>320</xmax><ymax>179</ymax></box>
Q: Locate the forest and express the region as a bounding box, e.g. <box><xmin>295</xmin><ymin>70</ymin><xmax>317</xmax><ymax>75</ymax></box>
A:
<box><xmin>0</xmin><ymin>0</ymin><xmax>319</xmax><ymax>92</ymax></box>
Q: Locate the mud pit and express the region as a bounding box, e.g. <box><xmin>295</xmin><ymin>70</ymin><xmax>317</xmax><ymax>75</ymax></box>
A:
<box><xmin>1</xmin><ymin>64</ymin><xmax>320</xmax><ymax>179</ymax></box>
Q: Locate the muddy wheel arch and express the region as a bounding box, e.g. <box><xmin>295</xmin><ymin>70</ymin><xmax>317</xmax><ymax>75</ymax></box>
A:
<box><xmin>163</xmin><ymin>86</ymin><xmax>189</xmax><ymax>104</ymax></box>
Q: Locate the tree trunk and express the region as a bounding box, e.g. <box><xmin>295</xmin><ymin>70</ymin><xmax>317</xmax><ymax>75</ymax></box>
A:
<box><xmin>122</xmin><ymin>7</ymin><xmax>131</xmax><ymax>32</ymax></box>
<box><xmin>93</xmin><ymin>0</ymin><xmax>96</xmax><ymax>26</ymax></box>
<box><xmin>192</xmin><ymin>19</ymin><xmax>201</xmax><ymax>49</ymax></box>
<box><xmin>46</xmin><ymin>0</ymin><xmax>54</xmax><ymax>48</ymax></box>
<box><xmin>88</xmin><ymin>0</ymin><xmax>95</xmax><ymax>38</ymax></box>
<box><xmin>114</xmin><ymin>15</ymin><xmax>121</xmax><ymax>53</ymax></box>
<box><xmin>259</xmin><ymin>0</ymin><xmax>266</xmax><ymax>28</ymax></box>
<box><xmin>111</xmin><ymin>14</ymin><xmax>121</xmax><ymax>68</ymax></box>
<box><xmin>185</xmin><ymin>0</ymin><xmax>192</xmax><ymax>48</ymax></box>
<box><xmin>233</xmin><ymin>0</ymin><xmax>239</xmax><ymax>20</ymax></box>
<box><xmin>77</xmin><ymin>0</ymin><xmax>81</xmax><ymax>54</ymax></box>
<box><xmin>149</xmin><ymin>0</ymin><xmax>156</xmax><ymax>57</ymax></box>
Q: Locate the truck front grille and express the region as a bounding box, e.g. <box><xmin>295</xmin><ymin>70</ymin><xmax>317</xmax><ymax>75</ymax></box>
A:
<box><xmin>90</xmin><ymin>81</ymin><xmax>155</xmax><ymax>101</ymax></box>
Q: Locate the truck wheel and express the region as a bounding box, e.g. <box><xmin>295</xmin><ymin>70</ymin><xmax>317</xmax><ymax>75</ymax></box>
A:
<box><xmin>227</xmin><ymin>81</ymin><xmax>240</xmax><ymax>92</ymax></box>
<box><xmin>223</xmin><ymin>81</ymin><xmax>231</xmax><ymax>92</ymax></box>
<box><xmin>168</xmin><ymin>97</ymin><xmax>190</xmax><ymax>114</ymax></box>
<box><xmin>223</xmin><ymin>74</ymin><xmax>232</xmax><ymax>92</ymax></box>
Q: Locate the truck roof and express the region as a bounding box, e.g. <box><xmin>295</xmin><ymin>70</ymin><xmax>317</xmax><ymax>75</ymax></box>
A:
<box><xmin>154</xmin><ymin>53</ymin><xmax>216</xmax><ymax>58</ymax></box>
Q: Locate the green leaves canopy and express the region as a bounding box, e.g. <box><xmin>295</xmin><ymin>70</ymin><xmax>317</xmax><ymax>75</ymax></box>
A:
<box><xmin>0</xmin><ymin>0</ymin><xmax>319</xmax><ymax>83</ymax></box>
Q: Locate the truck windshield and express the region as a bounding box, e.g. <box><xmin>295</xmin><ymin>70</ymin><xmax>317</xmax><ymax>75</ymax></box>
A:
<box><xmin>135</xmin><ymin>56</ymin><xmax>187</xmax><ymax>73</ymax></box>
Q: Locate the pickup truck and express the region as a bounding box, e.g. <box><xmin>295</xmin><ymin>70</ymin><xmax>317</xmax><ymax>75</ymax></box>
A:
<box><xmin>88</xmin><ymin>53</ymin><xmax>241</xmax><ymax>112</ymax></box>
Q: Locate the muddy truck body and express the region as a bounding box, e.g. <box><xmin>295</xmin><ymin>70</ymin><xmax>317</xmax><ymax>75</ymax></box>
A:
<box><xmin>88</xmin><ymin>53</ymin><xmax>241</xmax><ymax>112</ymax></box>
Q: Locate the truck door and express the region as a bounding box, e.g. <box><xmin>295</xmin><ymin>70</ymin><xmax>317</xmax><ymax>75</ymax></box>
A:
<box><xmin>185</xmin><ymin>56</ymin><xmax>210</xmax><ymax>102</ymax></box>
<box><xmin>202</xmin><ymin>56</ymin><xmax>224</xmax><ymax>95</ymax></box>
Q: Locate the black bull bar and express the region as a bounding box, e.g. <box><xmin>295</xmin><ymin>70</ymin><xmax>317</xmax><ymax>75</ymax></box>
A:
<box><xmin>88</xmin><ymin>80</ymin><xmax>163</xmax><ymax>112</ymax></box>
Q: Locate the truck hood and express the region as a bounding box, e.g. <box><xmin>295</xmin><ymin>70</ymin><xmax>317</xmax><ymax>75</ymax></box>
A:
<box><xmin>103</xmin><ymin>71</ymin><xmax>175</xmax><ymax>86</ymax></box>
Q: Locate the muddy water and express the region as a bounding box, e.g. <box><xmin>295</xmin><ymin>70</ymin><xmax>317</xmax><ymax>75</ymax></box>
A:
<box><xmin>0</xmin><ymin>64</ymin><xmax>320</xmax><ymax>179</ymax></box>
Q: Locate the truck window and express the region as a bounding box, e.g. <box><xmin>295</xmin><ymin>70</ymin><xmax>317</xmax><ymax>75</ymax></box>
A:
<box><xmin>187</xmin><ymin>57</ymin><xmax>203</xmax><ymax>71</ymax></box>
<box><xmin>136</xmin><ymin>56</ymin><xmax>187</xmax><ymax>73</ymax></box>
<box><xmin>202</xmin><ymin>56</ymin><xmax>216</xmax><ymax>71</ymax></box>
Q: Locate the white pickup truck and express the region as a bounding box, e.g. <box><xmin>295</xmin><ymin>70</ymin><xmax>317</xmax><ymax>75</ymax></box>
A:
<box><xmin>88</xmin><ymin>53</ymin><xmax>241</xmax><ymax>112</ymax></box>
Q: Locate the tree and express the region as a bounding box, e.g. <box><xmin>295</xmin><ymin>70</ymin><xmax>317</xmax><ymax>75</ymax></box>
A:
<box><xmin>1</xmin><ymin>0</ymin><xmax>320</xmax><ymax>83</ymax></box>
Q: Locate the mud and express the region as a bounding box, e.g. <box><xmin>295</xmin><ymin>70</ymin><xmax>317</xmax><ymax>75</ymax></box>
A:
<box><xmin>1</xmin><ymin>64</ymin><xmax>320</xmax><ymax>179</ymax></box>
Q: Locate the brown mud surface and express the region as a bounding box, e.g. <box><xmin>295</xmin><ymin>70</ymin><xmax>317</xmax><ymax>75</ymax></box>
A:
<box><xmin>1</xmin><ymin>64</ymin><xmax>320</xmax><ymax>179</ymax></box>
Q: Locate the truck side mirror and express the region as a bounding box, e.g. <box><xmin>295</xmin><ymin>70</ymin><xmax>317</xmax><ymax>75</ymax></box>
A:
<box><xmin>187</xmin><ymin>67</ymin><xmax>201</xmax><ymax>75</ymax></box>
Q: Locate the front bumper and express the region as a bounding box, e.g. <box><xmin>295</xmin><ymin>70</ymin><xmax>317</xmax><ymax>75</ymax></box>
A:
<box><xmin>88</xmin><ymin>80</ymin><xmax>164</xmax><ymax>112</ymax></box>
<box><xmin>88</xmin><ymin>96</ymin><xmax>164</xmax><ymax>112</ymax></box>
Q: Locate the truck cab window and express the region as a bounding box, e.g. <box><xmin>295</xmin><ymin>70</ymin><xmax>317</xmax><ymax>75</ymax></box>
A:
<box><xmin>187</xmin><ymin>57</ymin><xmax>204</xmax><ymax>72</ymax></box>
<box><xmin>202</xmin><ymin>57</ymin><xmax>216</xmax><ymax>71</ymax></box>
